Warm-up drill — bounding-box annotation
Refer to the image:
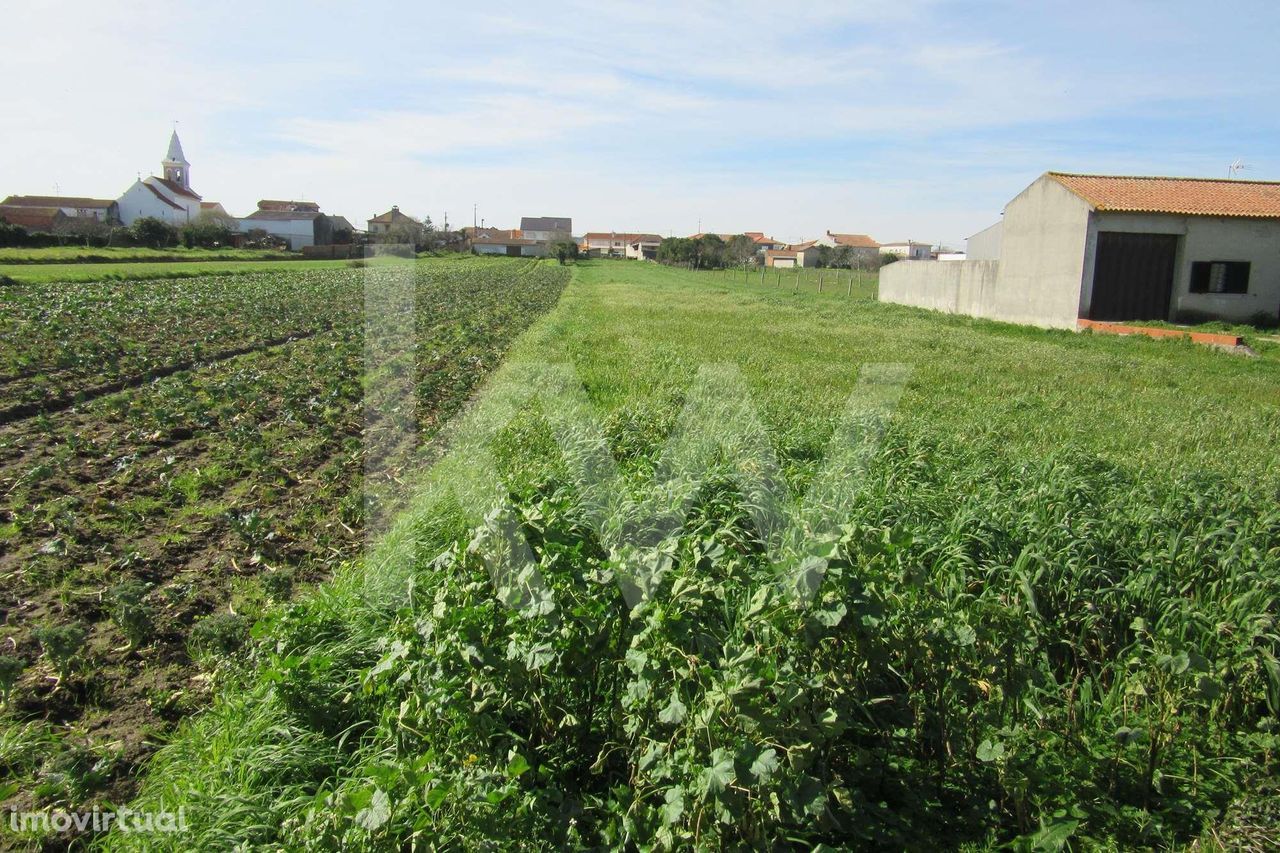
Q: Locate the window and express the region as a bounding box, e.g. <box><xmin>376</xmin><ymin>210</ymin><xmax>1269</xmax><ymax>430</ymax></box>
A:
<box><xmin>1190</xmin><ymin>261</ymin><xmax>1250</xmax><ymax>294</ymax></box>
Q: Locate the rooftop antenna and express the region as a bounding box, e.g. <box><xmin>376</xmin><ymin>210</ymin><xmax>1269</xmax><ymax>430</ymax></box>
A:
<box><xmin>1228</xmin><ymin>158</ymin><xmax>1253</xmax><ymax>179</ymax></box>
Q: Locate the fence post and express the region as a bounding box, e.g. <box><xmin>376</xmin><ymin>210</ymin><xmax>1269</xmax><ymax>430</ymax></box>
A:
<box><xmin>819</xmin><ymin>272</ymin><xmax>824</xmax><ymax>293</ymax></box>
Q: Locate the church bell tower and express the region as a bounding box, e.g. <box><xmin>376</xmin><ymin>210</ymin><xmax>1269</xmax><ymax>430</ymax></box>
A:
<box><xmin>162</xmin><ymin>130</ymin><xmax>191</xmax><ymax>190</ymax></box>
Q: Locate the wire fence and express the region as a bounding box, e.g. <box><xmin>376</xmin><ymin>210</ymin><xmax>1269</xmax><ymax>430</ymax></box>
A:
<box><xmin>715</xmin><ymin>264</ymin><xmax>880</xmax><ymax>300</ymax></box>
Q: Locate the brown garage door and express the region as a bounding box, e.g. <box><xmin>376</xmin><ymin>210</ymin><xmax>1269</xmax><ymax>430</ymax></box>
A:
<box><xmin>1088</xmin><ymin>232</ymin><xmax>1178</xmax><ymax>322</ymax></box>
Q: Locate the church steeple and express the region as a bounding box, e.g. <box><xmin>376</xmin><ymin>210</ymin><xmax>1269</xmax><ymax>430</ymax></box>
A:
<box><xmin>162</xmin><ymin>130</ymin><xmax>191</xmax><ymax>190</ymax></box>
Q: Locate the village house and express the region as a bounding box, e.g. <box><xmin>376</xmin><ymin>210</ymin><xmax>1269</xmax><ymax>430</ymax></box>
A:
<box><xmin>879</xmin><ymin>240</ymin><xmax>932</xmax><ymax>260</ymax></box>
<box><xmin>239</xmin><ymin>200</ymin><xmax>338</xmax><ymax>250</ymax></box>
<box><xmin>822</xmin><ymin>232</ymin><xmax>881</xmax><ymax>262</ymax></box>
<box><xmin>880</xmin><ymin>171</ymin><xmax>1280</xmax><ymax>328</ymax></box>
<box><xmin>764</xmin><ymin>239</ymin><xmax>823</xmax><ymax>268</ymax></box>
<box><xmin>1</xmin><ymin>195</ymin><xmax>119</xmax><ymax>223</ymax></box>
<box><xmin>581</xmin><ymin>232</ymin><xmax>662</xmax><ymax>259</ymax></box>
<box><xmin>520</xmin><ymin>216</ymin><xmax>572</xmax><ymax>243</ymax></box>
<box><xmin>367</xmin><ymin>205</ymin><xmax>423</xmax><ymax>241</ymax></box>
<box><xmin>466</xmin><ymin>227</ymin><xmax>547</xmax><ymax>257</ymax></box>
<box><xmin>0</xmin><ymin>204</ymin><xmax>68</xmax><ymax>232</ymax></box>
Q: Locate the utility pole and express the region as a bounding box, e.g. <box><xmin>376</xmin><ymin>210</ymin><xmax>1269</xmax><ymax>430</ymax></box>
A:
<box><xmin>473</xmin><ymin>203</ymin><xmax>477</xmax><ymax>229</ymax></box>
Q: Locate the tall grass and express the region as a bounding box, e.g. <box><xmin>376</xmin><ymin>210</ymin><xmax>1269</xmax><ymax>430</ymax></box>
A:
<box><xmin>100</xmin><ymin>260</ymin><xmax>1280</xmax><ymax>850</ymax></box>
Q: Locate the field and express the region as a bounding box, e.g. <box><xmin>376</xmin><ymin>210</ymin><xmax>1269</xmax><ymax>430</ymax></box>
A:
<box><xmin>0</xmin><ymin>258</ymin><xmax>570</xmax><ymax>844</ymax></box>
<box><xmin>0</xmin><ymin>257</ymin><xmax>362</xmax><ymax>286</ymax></box>
<box><xmin>0</xmin><ymin>247</ymin><xmax>299</xmax><ymax>264</ymax></box>
<box><xmin>4</xmin><ymin>258</ymin><xmax>1280</xmax><ymax>849</ymax></box>
<box><xmin>56</xmin><ymin>260</ymin><xmax>1275</xmax><ymax>850</ymax></box>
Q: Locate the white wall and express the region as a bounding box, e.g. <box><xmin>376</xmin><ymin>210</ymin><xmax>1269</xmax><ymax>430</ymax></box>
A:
<box><xmin>238</xmin><ymin>218</ymin><xmax>315</xmax><ymax>249</ymax></box>
<box><xmin>117</xmin><ymin>181</ymin><xmax>190</xmax><ymax>226</ymax></box>
<box><xmin>879</xmin><ymin>260</ymin><xmax>1000</xmax><ymax>317</ymax></box>
<box><xmin>966</xmin><ymin>221</ymin><xmax>1002</xmax><ymax>260</ymax></box>
<box><xmin>878</xmin><ymin>175</ymin><xmax>1089</xmax><ymax>330</ymax></box>
<box><xmin>1087</xmin><ymin>212</ymin><xmax>1280</xmax><ymax>324</ymax></box>
<box><xmin>987</xmin><ymin>176</ymin><xmax>1092</xmax><ymax>328</ymax></box>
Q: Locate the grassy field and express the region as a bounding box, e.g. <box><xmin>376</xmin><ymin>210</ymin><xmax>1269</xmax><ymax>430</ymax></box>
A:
<box><xmin>78</xmin><ymin>260</ymin><xmax>1280</xmax><ymax>850</ymax></box>
<box><xmin>0</xmin><ymin>258</ymin><xmax>570</xmax><ymax>847</ymax></box>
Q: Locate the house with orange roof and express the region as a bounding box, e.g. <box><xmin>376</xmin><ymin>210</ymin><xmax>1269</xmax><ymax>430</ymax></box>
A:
<box><xmin>581</xmin><ymin>232</ymin><xmax>662</xmax><ymax>259</ymax></box>
<box><xmin>880</xmin><ymin>171</ymin><xmax>1280</xmax><ymax>329</ymax></box>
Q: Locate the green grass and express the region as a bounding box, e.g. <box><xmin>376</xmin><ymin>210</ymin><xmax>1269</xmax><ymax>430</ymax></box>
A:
<box><xmin>0</xmin><ymin>246</ymin><xmax>299</xmax><ymax>264</ymax></box>
<box><xmin>92</xmin><ymin>260</ymin><xmax>1280</xmax><ymax>849</ymax></box>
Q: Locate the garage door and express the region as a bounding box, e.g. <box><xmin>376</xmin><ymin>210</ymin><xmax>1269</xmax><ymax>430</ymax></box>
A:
<box><xmin>1088</xmin><ymin>232</ymin><xmax>1178</xmax><ymax>322</ymax></box>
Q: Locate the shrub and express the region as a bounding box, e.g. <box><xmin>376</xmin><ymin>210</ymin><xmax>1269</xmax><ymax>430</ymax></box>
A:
<box><xmin>130</xmin><ymin>217</ymin><xmax>179</xmax><ymax>249</ymax></box>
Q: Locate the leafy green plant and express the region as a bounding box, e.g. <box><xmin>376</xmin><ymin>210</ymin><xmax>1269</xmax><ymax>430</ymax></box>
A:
<box><xmin>0</xmin><ymin>655</ymin><xmax>24</xmax><ymax>705</ymax></box>
<box><xmin>34</xmin><ymin>623</ymin><xmax>87</xmax><ymax>684</ymax></box>
<box><xmin>108</xmin><ymin>579</ymin><xmax>155</xmax><ymax>649</ymax></box>
<box><xmin>189</xmin><ymin>613</ymin><xmax>250</xmax><ymax>658</ymax></box>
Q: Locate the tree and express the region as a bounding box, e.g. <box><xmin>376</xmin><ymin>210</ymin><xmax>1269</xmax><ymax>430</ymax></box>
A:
<box><xmin>550</xmin><ymin>240</ymin><xmax>579</xmax><ymax>265</ymax></box>
<box><xmin>130</xmin><ymin>217</ymin><xmax>179</xmax><ymax>249</ymax></box>
<box><xmin>878</xmin><ymin>253</ymin><xmax>899</xmax><ymax>267</ymax></box>
<box><xmin>53</xmin><ymin>216</ymin><xmax>111</xmax><ymax>247</ymax></box>
<box><xmin>0</xmin><ymin>219</ymin><xmax>30</xmax><ymax>248</ymax></box>
<box><xmin>725</xmin><ymin>234</ymin><xmax>757</xmax><ymax>267</ymax></box>
<box><xmin>180</xmin><ymin>212</ymin><xmax>237</xmax><ymax>249</ymax></box>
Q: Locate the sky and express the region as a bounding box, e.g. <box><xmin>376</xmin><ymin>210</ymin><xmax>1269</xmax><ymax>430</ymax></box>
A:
<box><xmin>1</xmin><ymin>1</ymin><xmax>1277</xmax><ymax>248</ymax></box>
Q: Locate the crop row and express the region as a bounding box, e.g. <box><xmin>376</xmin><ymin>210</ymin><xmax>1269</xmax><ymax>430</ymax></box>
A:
<box><xmin>0</xmin><ymin>259</ymin><xmax>570</xmax><ymax>834</ymax></box>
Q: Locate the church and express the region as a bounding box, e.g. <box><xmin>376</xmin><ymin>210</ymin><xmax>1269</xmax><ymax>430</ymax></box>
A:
<box><xmin>117</xmin><ymin>132</ymin><xmax>223</xmax><ymax>226</ymax></box>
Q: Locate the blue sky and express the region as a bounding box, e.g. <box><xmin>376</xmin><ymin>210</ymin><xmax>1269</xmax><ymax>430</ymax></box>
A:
<box><xmin>2</xmin><ymin>0</ymin><xmax>1277</xmax><ymax>246</ymax></box>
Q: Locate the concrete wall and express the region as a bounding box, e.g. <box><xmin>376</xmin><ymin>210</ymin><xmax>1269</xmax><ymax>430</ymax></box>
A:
<box><xmin>987</xmin><ymin>176</ymin><xmax>1092</xmax><ymax>328</ymax></box>
<box><xmin>1088</xmin><ymin>212</ymin><xmax>1280</xmax><ymax>324</ymax></box>
<box><xmin>966</xmin><ymin>221</ymin><xmax>1002</xmax><ymax>260</ymax></box>
<box><xmin>238</xmin><ymin>218</ymin><xmax>317</xmax><ymax>250</ymax></box>
<box><xmin>878</xmin><ymin>175</ymin><xmax>1089</xmax><ymax>330</ymax></box>
<box><xmin>879</xmin><ymin>260</ymin><xmax>1000</xmax><ymax>317</ymax></box>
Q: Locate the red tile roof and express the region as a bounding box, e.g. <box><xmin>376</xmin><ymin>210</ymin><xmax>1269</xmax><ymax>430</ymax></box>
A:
<box><xmin>0</xmin><ymin>205</ymin><xmax>64</xmax><ymax>230</ymax></box>
<box><xmin>368</xmin><ymin>207</ymin><xmax>418</xmax><ymax>225</ymax></box>
<box><xmin>582</xmin><ymin>232</ymin><xmax>662</xmax><ymax>242</ymax></box>
<box><xmin>788</xmin><ymin>240</ymin><xmax>819</xmax><ymax>251</ymax></box>
<box><xmin>2</xmin><ymin>195</ymin><xmax>115</xmax><ymax>209</ymax></box>
<box><xmin>1048</xmin><ymin>172</ymin><xmax>1280</xmax><ymax>219</ymax></box>
<box><xmin>827</xmin><ymin>232</ymin><xmax>879</xmax><ymax>249</ymax></box>
<box><xmin>243</xmin><ymin>209</ymin><xmax>324</xmax><ymax>221</ymax></box>
<box><xmin>257</xmin><ymin>200</ymin><xmax>319</xmax><ymax>212</ymax></box>
<box><xmin>764</xmin><ymin>249</ymin><xmax>797</xmax><ymax>258</ymax></box>
<box><xmin>149</xmin><ymin>177</ymin><xmax>202</xmax><ymax>201</ymax></box>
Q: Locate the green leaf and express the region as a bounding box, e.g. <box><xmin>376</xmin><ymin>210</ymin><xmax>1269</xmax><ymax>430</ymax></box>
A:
<box><xmin>700</xmin><ymin>749</ymin><xmax>735</xmax><ymax>796</ymax></box>
<box><xmin>977</xmin><ymin>739</ymin><xmax>1006</xmax><ymax>762</ymax></box>
<box><xmin>506</xmin><ymin>753</ymin><xmax>531</xmax><ymax>778</ymax></box>
<box><xmin>524</xmin><ymin>642</ymin><xmax>554</xmax><ymax>671</ymax></box>
<box><xmin>354</xmin><ymin>787</ymin><xmax>391</xmax><ymax>831</ymax></box>
<box><xmin>1028</xmin><ymin>818</ymin><xmax>1078</xmax><ymax>851</ymax></box>
<box><xmin>749</xmin><ymin>748</ymin><xmax>780</xmax><ymax>783</ymax></box>
<box><xmin>661</xmin><ymin>787</ymin><xmax>685</xmax><ymax>824</ymax></box>
<box><xmin>812</xmin><ymin>602</ymin><xmax>847</xmax><ymax>628</ymax></box>
<box><xmin>425</xmin><ymin>783</ymin><xmax>450</xmax><ymax>811</ymax></box>
<box><xmin>659</xmin><ymin>692</ymin><xmax>687</xmax><ymax>725</ymax></box>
